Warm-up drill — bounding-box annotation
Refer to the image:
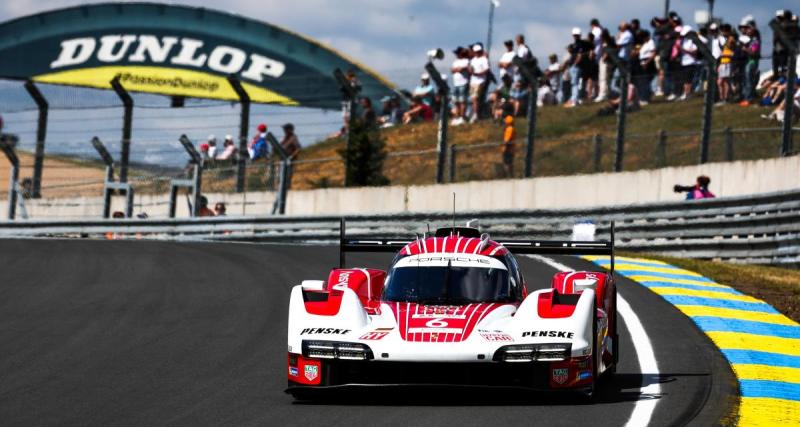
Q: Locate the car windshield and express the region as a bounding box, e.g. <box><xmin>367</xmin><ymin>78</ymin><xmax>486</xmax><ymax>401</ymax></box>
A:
<box><xmin>382</xmin><ymin>255</ymin><xmax>512</xmax><ymax>304</ymax></box>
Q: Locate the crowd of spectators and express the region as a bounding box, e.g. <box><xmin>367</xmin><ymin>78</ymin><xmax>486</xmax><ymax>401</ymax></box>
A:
<box><xmin>376</xmin><ymin>8</ymin><xmax>800</xmax><ymax>128</ymax></box>
<box><xmin>198</xmin><ymin>121</ymin><xmax>302</xmax><ymax>169</ymax></box>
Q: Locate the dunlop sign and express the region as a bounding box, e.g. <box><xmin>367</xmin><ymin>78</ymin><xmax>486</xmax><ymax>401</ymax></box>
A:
<box><xmin>0</xmin><ymin>3</ymin><xmax>394</xmax><ymax>109</ymax></box>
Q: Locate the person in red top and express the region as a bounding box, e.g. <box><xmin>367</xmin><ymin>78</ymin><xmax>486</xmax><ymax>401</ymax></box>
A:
<box><xmin>402</xmin><ymin>96</ymin><xmax>433</xmax><ymax>124</ymax></box>
<box><xmin>501</xmin><ymin>115</ymin><xmax>516</xmax><ymax>178</ymax></box>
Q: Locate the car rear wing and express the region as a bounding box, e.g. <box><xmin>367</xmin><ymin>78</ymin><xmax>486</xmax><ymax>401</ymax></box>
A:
<box><xmin>338</xmin><ymin>218</ymin><xmax>615</xmax><ymax>274</ymax></box>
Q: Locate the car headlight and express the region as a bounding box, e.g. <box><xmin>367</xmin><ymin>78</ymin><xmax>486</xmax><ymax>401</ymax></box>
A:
<box><xmin>302</xmin><ymin>340</ymin><xmax>374</xmax><ymax>360</ymax></box>
<box><xmin>493</xmin><ymin>343</ymin><xmax>571</xmax><ymax>362</ymax></box>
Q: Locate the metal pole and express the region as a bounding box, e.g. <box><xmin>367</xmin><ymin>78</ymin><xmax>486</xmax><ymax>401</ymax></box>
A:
<box><xmin>724</xmin><ymin>127</ymin><xmax>734</xmax><ymax>161</ymax></box>
<box><xmin>783</xmin><ymin>53</ymin><xmax>797</xmax><ymax>155</ymax></box>
<box><xmin>178</xmin><ymin>135</ymin><xmax>204</xmax><ymax>217</ymax></box>
<box><xmin>334</xmin><ymin>69</ymin><xmax>359</xmax><ymax>187</ymax></box>
<box><xmin>615</xmin><ymin>68</ymin><xmax>628</xmax><ymax>172</ymax></box>
<box><xmin>707</xmin><ymin>0</ymin><xmax>714</xmax><ymax>21</ymax></box>
<box><xmin>91</xmin><ymin>137</ymin><xmax>116</xmax><ymax>219</ymax></box>
<box><xmin>486</xmin><ymin>1</ymin><xmax>496</xmax><ymax>59</ymax></box>
<box><xmin>266</xmin><ymin>132</ymin><xmax>289</xmax><ymax>215</ymax></box>
<box><xmin>425</xmin><ymin>62</ymin><xmax>450</xmax><ymax>184</ymax></box>
<box><xmin>686</xmin><ymin>31</ymin><xmax>717</xmax><ymax>164</ymax></box>
<box><xmin>228</xmin><ymin>77</ymin><xmax>251</xmax><ymax>193</ymax></box>
<box><xmin>593</xmin><ymin>134</ymin><xmax>602</xmax><ymax>172</ymax></box>
<box><xmin>24</xmin><ymin>81</ymin><xmax>48</xmax><ymax>198</ymax></box>
<box><xmin>0</xmin><ymin>138</ymin><xmax>19</xmax><ymax>220</ymax></box>
<box><xmin>110</xmin><ymin>76</ymin><xmax>133</xmax><ymax>184</ymax></box>
<box><xmin>436</xmin><ymin>96</ymin><xmax>449</xmax><ymax>183</ymax></box>
<box><xmin>664</xmin><ymin>0</ymin><xmax>670</xmax><ymax>17</ymax></box>
<box><xmin>524</xmin><ymin>78</ymin><xmax>538</xmax><ymax>177</ymax></box>
<box><xmin>8</xmin><ymin>161</ymin><xmax>18</xmax><ymax>220</ymax></box>
<box><xmin>191</xmin><ymin>164</ymin><xmax>202</xmax><ymax>217</ymax></box>
<box><xmin>657</xmin><ymin>130</ymin><xmax>667</xmax><ymax>167</ymax></box>
<box><xmin>513</xmin><ymin>56</ymin><xmax>541</xmax><ymax>178</ymax></box>
<box><xmin>449</xmin><ymin>144</ymin><xmax>457</xmax><ymax>182</ymax></box>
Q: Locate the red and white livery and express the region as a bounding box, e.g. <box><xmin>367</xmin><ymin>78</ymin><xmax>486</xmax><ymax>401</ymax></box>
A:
<box><xmin>286</xmin><ymin>223</ymin><xmax>618</xmax><ymax>398</ymax></box>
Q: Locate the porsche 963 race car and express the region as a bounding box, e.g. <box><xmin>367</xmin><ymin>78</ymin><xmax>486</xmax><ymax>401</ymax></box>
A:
<box><xmin>286</xmin><ymin>221</ymin><xmax>618</xmax><ymax>398</ymax></box>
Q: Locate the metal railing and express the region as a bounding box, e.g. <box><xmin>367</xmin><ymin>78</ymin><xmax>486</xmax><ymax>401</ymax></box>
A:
<box><xmin>1</xmin><ymin>189</ymin><xmax>797</xmax><ymax>266</ymax></box>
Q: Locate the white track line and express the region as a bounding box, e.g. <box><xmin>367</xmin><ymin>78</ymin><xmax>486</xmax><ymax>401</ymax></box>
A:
<box><xmin>526</xmin><ymin>255</ymin><xmax>660</xmax><ymax>427</ymax></box>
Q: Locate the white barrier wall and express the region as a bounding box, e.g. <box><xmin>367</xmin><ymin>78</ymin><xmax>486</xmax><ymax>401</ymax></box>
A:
<box><xmin>21</xmin><ymin>155</ymin><xmax>800</xmax><ymax>218</ymax></box>
<box><xmin>285</xmin><ymin>155</ymin><xmax>800</xmax><ymax>214</ymax></box>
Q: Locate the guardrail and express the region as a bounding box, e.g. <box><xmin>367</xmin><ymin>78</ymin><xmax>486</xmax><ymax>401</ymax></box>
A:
<box><xmin>0</xmin><ymin>189</ymin><xmax>797</xmax><ymax>265</ymax></box>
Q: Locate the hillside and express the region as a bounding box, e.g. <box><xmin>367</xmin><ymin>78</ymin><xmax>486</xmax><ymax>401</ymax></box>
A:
<box><xmin>284</xmin><ymin>98</ymin><xmax>785</xmax><ymax>189</ymax></box>
<box><xmin>3</xmin><ymin>98</ymin><xmax>787</xmax><ymax>197</ymax></box>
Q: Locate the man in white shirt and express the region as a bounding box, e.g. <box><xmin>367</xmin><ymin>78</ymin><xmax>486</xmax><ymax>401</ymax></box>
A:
<box><xmin>498</xmin><ymin>40</ymin><xmax>516</xmax><ymax>79</ymax></box>
<box><xmin>450</xmin><ymin>46</ymin><xmax>470</xmax><ymax>125</ymax></box>
<box><xmin>515</xmin><ymin>34</ymin><xmax>531</xmax><ymax>61</ymax></box>
<box><xmin>678</xmin><ymin>25</ymin><xmax>698</xmax><ymax>101</ymax></box>
<box><xmin>469</xmin><ymin>44</ymin><xmax>490</xmax><ymax>122</ymax></box>
<box><xmin>590</xmin><ymin>19</ymin><xmax>603</xmax><ymax>58</ymax></box>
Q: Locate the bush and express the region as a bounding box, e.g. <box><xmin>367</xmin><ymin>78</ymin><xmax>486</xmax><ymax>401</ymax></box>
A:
<box><xmin>338</xmin><ymin>120</ymin><xmax>389</xmax><ymax>186</ymax></box>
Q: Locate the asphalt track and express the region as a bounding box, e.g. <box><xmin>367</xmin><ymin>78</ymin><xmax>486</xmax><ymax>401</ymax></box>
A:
<box><xmin>0</xmin><ymin>240</ymin><xmax>738</xmax><ymax>426</ymax></box>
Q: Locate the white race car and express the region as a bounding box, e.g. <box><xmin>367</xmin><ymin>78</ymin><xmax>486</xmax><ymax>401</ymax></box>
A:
<box><xmin>286</xmin><ymin>222</ymin><xmax>618</xmax><ymax>398</ymax></box>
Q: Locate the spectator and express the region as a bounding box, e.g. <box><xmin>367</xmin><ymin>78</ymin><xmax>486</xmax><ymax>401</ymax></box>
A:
<box><xmin>501</xmin><ymin>115</ymin><xmax>515</xmax><ymax>177</ymax></box>
<box><xmin>360</xmin><ymin>97</ymin><xmax>377</xmax><ymax>128</ymax></box>
<box><xmin>670</xmin><ymin>25</ymin><xmax>698</xmax><ymax>102</ymax></box>
<box><xmin>565</xmin><ymin>27</ymin><xmax>590</xmax><ymax>107</ymax></box>
<box><xmin>280</xmin><ymin>123</ymin><xmax>301</xmax><ymax>160</ymax></box>
<box><xmin>636</xmin><ymin>29</ymin><xmax>657</xmax><ymax>103</ymax></box>
<box><xmin>739</xmin><ymin>18</ymin><xmax>761</xmax><ymax>105</ymax></box>
<box><xmin>545</xmin><ymin>53</ymin><xmax>562</xmax><ymax>102</ymax></box>
<box><xmin>206</xmin><ymin>134</ymin><xmax>218</xmax><ymax>159</ymax></box>
<box><xmin>498</xmin><ymin>40</ymin><xmax>516</xmax><ymax>79</ymax></box>
<box><xmin>674</xmin><ymin>176</ymin><xmax>715</xmax><ymax>200</ymax></box>
<box><xmin>214</xmin><ymin>202</ymin><xmax>227</xmax><ymax>216</ymax></box>
<box><xmin>651</xmin><ymin>16</ymin><xmax>674</xmax><ymax>97</ymax></box>
<box><xmin>198</xmin><ymin>196</ymin><xmax>215</xmax><ymax>216</ymax></box>
<box><xmin>450</xmin><ymin>46</ymin><xmax>470</xmax><ymax>125</ymax></box>
<box><xmin>585</xmin><ymin>32</ymin><xmax>599</xmax><ymax>100</ymax></box>
<box><xmin>199</xmin><ymin>142</ymin><xmax>211</xmax><ymax>164</ymax></box>
<box><xmin>469</xmin><ymin>44</ymin><xmax>490</xmax><ymax>122</ymax></box>
<box><xmin>590</xmin><ymin>19</ymin><xmax>604</xmax><ymax>59</ymax></box>
<box><xmin>716</xmin><ymin>35</ymin><xmax>735</xmax><ymax>104</ymax></box>
<box><xmin>217</xmin><ymin>135</ymin><xmax>236</xmax><ymax>163</ymax></box>
<box><xmin>341</xmin><ymin>69</ymin><xmax>362</xmax><ymax>129</ymax></box>
<box><xmin>515</xmin><ymin>34</ymin><xmax>532</xmax><ymax>61</ymax></box>
<box><xmin>595</xmin><ymin>28</ymin><xmax>617</xmax><ymax>102</ymax></box>
<box><xmin>537</xmin><ymin>77</ymin><xmax>557</xmax><ymax>106</ymax></box>
<box><xmin>490</xmin><ymin>74</ymin><xmax>514</xmax><ymax>119</ymax></box>
<box><xmin>616</xmin><ymin>21</ymin><xmax>634</xmax><ymax>61</ymax></box>
<box><xmin>772</xmin><ymin>9</ymin><xmax>794</xmax><ymax>77</ymax></box>
<box><xmin>630</xmin><ymin>18</ymin><xmax>641</xmax><ymax>33</ymax></box>
<box><xmin>249</xmin><ymin>123</ymin><xmax>268</xmax><ymax>160</ymax></box>
<box><xmin>402</xmin><ymin>96</ymin><xmax>434</xmax><ymax>124</ymax></box>
<box><xmin>378</xmin><ymin>95</ymin><xmax>403</xmax><ymax>127</ymax></box>
<box><xmin>413</xmin><ymin>73</ymin><xmax>435</xmax><ymax>107</ymax></box>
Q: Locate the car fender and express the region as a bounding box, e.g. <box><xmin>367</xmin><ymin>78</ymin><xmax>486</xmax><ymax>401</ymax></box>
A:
<box><xmin>512</xmin><ymin>288</ymin><xmax>595</xmax><ymax>357</ymax></box>
<box><xmin>287</xmin><ymin>285</ymin><xmax>369</xmax><ymax>353</ymax></box>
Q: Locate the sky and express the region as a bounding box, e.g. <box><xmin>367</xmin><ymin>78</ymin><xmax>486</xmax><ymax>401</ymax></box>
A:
<box><xmin>0</xmin><ymin>0</ymin><xmax>791</xmax><ymax>168</ymax></box>
<box><xmin>0</xmin><ymin>0</ymin><xmax>790</xmax><ymax>85</ymax></box>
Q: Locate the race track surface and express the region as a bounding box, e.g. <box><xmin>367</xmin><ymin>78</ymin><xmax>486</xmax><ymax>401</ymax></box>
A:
<box><xmin>0</xmin><ymin>240</ymin><xmax>737</xmax><ymax>425</ymax></box>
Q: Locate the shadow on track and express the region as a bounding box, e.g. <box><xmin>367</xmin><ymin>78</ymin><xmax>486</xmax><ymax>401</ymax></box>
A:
<box><xmin>290</xmin><ymin>372</ymin><xmax>706</xmax><ymax>406</ymax></box>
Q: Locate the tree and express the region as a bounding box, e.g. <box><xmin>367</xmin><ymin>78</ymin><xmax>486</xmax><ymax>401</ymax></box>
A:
<box><xmin>338</xmin><ymin>120</ymin><xmax>389</xmax><ymax>186</ymax></box>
